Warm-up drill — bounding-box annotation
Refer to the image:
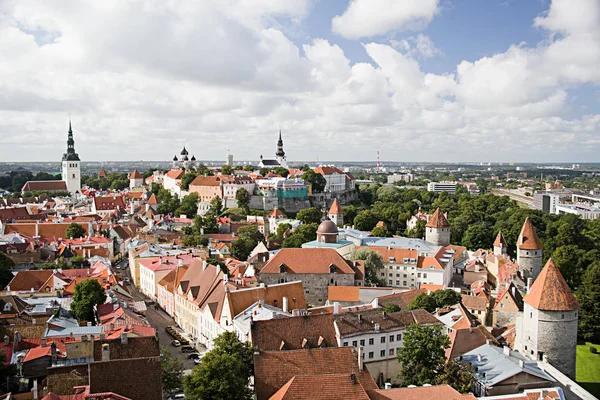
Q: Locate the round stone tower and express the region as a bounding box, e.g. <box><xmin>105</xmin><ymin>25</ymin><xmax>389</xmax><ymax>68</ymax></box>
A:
<box><xmin>317</xmin><ymin>219</ymin><xmax>339</xmax><ymax>244</ymax></box>
<box><xmin>425</xmin><ymin>208</ymin><xmax>450</xmax><ymax>246</ymax></box>
<box><xmin>516</xmin><ymin>217</ymin><xmax>543</xmax><ymax>281</ymax></box>
<box><xmin>518</xmin><ymin>258</ymin><xmax>579</xmax><ymax>379</ymax></box>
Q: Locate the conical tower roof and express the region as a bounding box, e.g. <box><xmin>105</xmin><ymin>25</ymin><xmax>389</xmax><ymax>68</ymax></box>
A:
<box><xmin>426</xmin><ymin>208</ymin><xmax>450</xmax><ymax>228</ymax></box>
<box><xmin>129</xmin><ymin>169</ymin><xmax>143</xmax><ymax>179</ymax></box>
<box><xmin>328</xmin><ymin>198</ymin><xmax>342</xmax><ymax>215</ymax></box>
<box><xmin>517</xmin><ymin>217</ymin><xmax>542</xmax><ymax>250</ymax></box>
<box><xmin>524</xmin><ymin>258</ymin><xmax>578</xmax><ymax>311</ymax></box>
<box><xmin>493</xmin><ymin>231</ymin><xmax>507</xmax><ymax>247</ymax></box>
<box><xmin>148</xmin><ymin>193</ymin><xmax>158</xmax><ymax>205</ymax></box>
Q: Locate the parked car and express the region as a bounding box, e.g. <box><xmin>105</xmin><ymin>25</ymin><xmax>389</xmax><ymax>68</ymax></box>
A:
<box><xmin>171</xmin><ymin>340</ymin><xmax>181</xmax><ymax>347</ymax></box>
<box><xmin>193</xmin><ymin>356</ymin><xmax>202</xmax><ymax>365</ymax></box>
<box><xmin>181</xmin><ymin>345</ymin><xmax>195</xmax><ymax>353</ymax></box>
<box><xmin>168</xmin><ymin>394</ymin><xmax>185</xmax><ymax>400</ymax></box>
<box><xmin>188</xmin><ymin>353</ymin><xmax>200</xmax><ymax>360</ymax></box>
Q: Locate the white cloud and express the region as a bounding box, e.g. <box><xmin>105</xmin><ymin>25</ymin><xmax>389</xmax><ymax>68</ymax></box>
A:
<box><xmin>332</xmin><ymin>0</ymin><xmax>440</xmax><ymax>40</ymax></box>
<box><xmin>0</xmin><ymin>0</ymin><xmax>599</xmax><ymax>163</ymax></box>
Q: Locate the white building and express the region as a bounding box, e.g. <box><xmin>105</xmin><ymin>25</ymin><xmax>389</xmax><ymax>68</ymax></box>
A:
<box><xmin>314</xmin><ymin>166</ymin><xmax>354</xmax><ymax>193</ymax></box>
<box><xmin>427</xmin><ymin>181</ymin><xmax>457</xmax><ymax>194</ymax></box>
<box><xmin>61</xmin><ymin>120</ymin><xmax>81</xmax><ymax>195</ymax></box>
<box><xmin>163</xmin><ymin>169</ymin><xmax>185</xmax><ymax>198</ymax></box>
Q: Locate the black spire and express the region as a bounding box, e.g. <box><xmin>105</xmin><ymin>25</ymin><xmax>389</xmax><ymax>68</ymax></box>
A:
<box><xmin>62</xmin><ymin>119</ymin><xmax>80</xmax><ymax>161</ymax></box>
<box><xmin>275</xmin><ymin>129</ymin><xmax>285</xmax><ymax>158</ymax></box>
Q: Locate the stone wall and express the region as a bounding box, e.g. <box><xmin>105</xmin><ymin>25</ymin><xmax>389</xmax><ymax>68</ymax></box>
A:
<box><xmin>249</xmin><ymin>195</ymin><xmax>311</xmax><ymax>214</ymax></box>
<box><xmin>259</xmin><ymin>273</ymin><xmax>355</xmax><ymax>306</ymax></box>
<box><xmin>425</xmin><ymin>227</ymin><xmax>450</xmax><ymax>246</ymax></box>
<box><xmin>493</xmin><ymin>310</ymin><xmax>521</xmax><ymax>328</ymax></box>
<box><xmin>517</xmin><ymin>249</ymin><xmax>543</xmax><ymax>281</ymax></box>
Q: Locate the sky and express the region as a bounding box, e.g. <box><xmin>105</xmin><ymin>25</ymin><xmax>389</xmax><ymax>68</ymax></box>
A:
<box><xmin>1</xmin><ymin>0</ymin><xmax>599</xmax><ymax>163</ymax></box>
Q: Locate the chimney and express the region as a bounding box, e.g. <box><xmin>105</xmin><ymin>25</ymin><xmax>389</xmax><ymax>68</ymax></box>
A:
<box><xmin>202</xmin><ymin>260</ymin><xmax>207</xmax><ymax>270</ymax></box>
<box><xmin>41</xmin><ymin>338</ymin><xmax>47</xmax><ymax>347</ymax></box>
<box><xmin>178</xmin><ymin>258</ymin><xmax>183</xmax><ymax>267</ymax></box>
<box><xmin>357</xmin><ymin>314</ymin><xmax>362</xmax><ymax>323</ymax></box>
<box><xmin>282</xmin><ymin>297</ymin><xmax>289</xmax><ymax>313</ymax></box>
<box><xmin>518</xmin><ymin>360</ymin><xmax>525</xmax><ymax>368</ymax></box>
<box><xmin>382</xmin><ymin>311</ymin><xmax>387</xmax><ymax>319</ymax></box>
<box><xmin>477</xmin><ymin>354</ymin><xmax>482</xmax><ymax>362</ymax></box>
<box><xmin>100</xmin><ymin>333</ymin><xmax>106</xmax><ymax>340</ymax></box>
<box><xmin>372</xmin><ymin>297</ymin><xmax>379</xmax><ymax>308</ymax></box>
<box><xmin>102</xmin><ymin>343</ymin><xmax>110</xmax><ymax>361</ymax></box>
<box><xmin>374</xmin><ymin>323</ymin><xmax>380</xmax><ymax>333</ymax></box>
<box><xmin>503</xmin><ymin>346</ymin><xmax>510</xmax><ymax>356</ymax></box>
<box><xmin>384</xmin><ymin>382</ymin><xmax>392</xmax><ymax>390</ymax></box>
<box><xmin>120</xmin><ymin>332</ymin><xmax>128</xmax><ymax>344</ymax></box>
<box><xmin>51</xmin><ymin>342</ymin><xmax>57</xmax><ymax>362</ymax></box>
<box><xmin>350</xmin><ymin>373</ymin><xmax>357</xmax><ymax>384</ymax></box>
<box><xmin>539</xmin><ymin>390</ymin><xmax>548</xmax><ymax>400</ymax></box>
<box><xmin>527</xmin><ymin>278</ymin><xmax>532</xmax><ymax>293</ymax></box>
<box><xmin>358</xmin><ymin>346</ymin><xmax>364</xmax><ymax>371</ymax></box>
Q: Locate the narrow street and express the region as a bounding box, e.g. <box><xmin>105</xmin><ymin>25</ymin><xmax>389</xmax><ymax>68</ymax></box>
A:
<box><xmin>114</xmin><ymin>259</ymin><xmax>197</xmax><ymax>370</ymax></box>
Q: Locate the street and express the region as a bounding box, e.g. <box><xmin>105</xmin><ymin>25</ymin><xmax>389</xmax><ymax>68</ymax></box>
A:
<box><xmin>113</xmin><ymin>259</ymin><xmax>197</xmax><ymax>370</ymax></box>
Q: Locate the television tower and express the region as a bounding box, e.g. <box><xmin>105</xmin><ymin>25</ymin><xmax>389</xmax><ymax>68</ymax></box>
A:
<box><xmin>376</xmin><ymin>151</ymin><xmax>381</xmax><ymax>171</ymax></box>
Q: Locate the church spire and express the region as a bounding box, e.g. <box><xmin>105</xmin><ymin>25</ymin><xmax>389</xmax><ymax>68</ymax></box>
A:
<box><xmin>276</xmin><ymin>129</ymin><xmax>285</xmax><ymax>158</ymax></box>
<box><xmin>68</xmin><ymin>118</ymin><xmax>72</xmax><ymax>134</ymax></box>
<box><xmin>62</xmin><ymin>119</ymin><xmax>80</xmax><ymax>161</ymax></box>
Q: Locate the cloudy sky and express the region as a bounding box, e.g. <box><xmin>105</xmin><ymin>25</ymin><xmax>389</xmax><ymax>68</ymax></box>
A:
<box><xmin>1</xmin><ymin>0</ymin><xmax>599</xmax><ymax>163</ymax></box>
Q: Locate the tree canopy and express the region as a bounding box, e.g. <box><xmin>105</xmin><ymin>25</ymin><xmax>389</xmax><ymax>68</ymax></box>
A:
<box><xmin>576</xmin><ymin>261</ymin><xmax>600</xmax><ymax>343</ymax></box>
<box><xmin>66</xmin><ymin>223</ymin><xmax>86</xmax><ymax>239</ymax></box>
<box><xmin>0</xmin><ymin>253</ymin><xmax>15</xmax><ymax>289</ymax></box>
<box><xmin>296</xmin><ymin>207</ymin><xmax>322</xmax><ymax>225</ymax></box>
<box><xmin>70</xmin><ymin>279</ymin><xmax>107</xmax><ymax>323</ymax></box>
<box><xmin>351</xmin><ymin>248</ymin><xmax>386</xmax><ymax>286</ymax></box>
<box><xmin>231</xmin><ymin>226</ymin><xmax>259</xmax><ymax>261</ymax></box>
<box><xmin>235</xmin><ymin>188</ymin><xmax>251</xmax><ymax>213</ymax></box>
<box><xmin>302</xmin><ymin>170</ymin><xmax>326</xmax><ymax>193</ymax></box>
<box><xmin>184</xmin><ymin>331</ymin><xmax>253</xmax><ymax>400</ymax></box>
<box><xmin>408</xmin><ymin>290</ymin><xmax>462</xmax><ymax>313</ymax></box>
<box><xmin>397</xmin><ymin>324</ymin><xmax>451</xmax><ymax>386</ymax></box>
<box><xmin>282</xmin><ymin>223</ymin><xmax>317</xmax><ymax>248</ymax></box>
<box><xmin>176</xmin><ymin>192</ymin><xmax>199</xmax><ymax>217</ymax></box>
<box><xmin>161</xmin><ymin>346</ymin><xmax>184</xmax><ymax>397</ymax></box>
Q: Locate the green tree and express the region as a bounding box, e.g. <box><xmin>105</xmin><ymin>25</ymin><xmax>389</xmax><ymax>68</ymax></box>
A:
<box><xmin>461</xmin><ymin>222</ymin><xmax>494</xmax><ymax>250</ymax></box>
<box><xmin>235</xmin><ymin>188</ymin><xmax>251</xmax><ymax>213</ymax></box>
<box><xmin>576</xmin><ymin>261</ymin><xmax>600</xmax><ymax>342</ymax></box>
<box><xmin>436</xmin><ymin>359</ymin><xmax>474</xmax><ymax>393</ymax></box>
<box><xmin>296</xmin><ymin>208</ymin><xmax>322</xmax><ymax>225</ymax></box>
<box><xmin>383</xmin><ymin>303</ymin><xmax>401</xmax><ymax>313</ymax></box>
<box><xmin>353</xmin><ymin>210</ymin><xmax>378</xmax><ymax>231</ymax></box>
<box><xmin>161</xmin><ymin>346</ymin><xmax>184</xmax><ymax>397</ymax></box>
<box><xmin>0</xmin><ymin>253</ymin><xmax>15</xmax><ymax>289</ymax></box>
<box><xmin>408</xmin><ymin>293</ymin><xmax>438</xmax><ymax>313</ymax></box>
<box><xmin>183</xmin><ymin>234</ymin><xmax>209</xmax><ymax>247</ymax></box>
<box><xmin>371</xmin><ymin>225</ymin><xmax>392</xmax><ymax>237</ymax></box>
<box><xmin>221</xmin><ymin>165</ymin><xmax>234</xmax><ymax>175</ymax></box>
<box><xmin>397</xmin><ymin>324</ymin><xmax>451</xmax><ymax>386</ymax></box>
<box><xmin>176</xmin><ymin>192</ymin><xmax>199</xmax><ymax>217</ymax></box>
<box><xmin>243</xmin><ymin>165</ymin><xmax>256</xmax><ymax>172</ymax></box>
<box><xmin>272</xmin><ymin>167</ymin><xmax>289</xmax><ymax>177</ymax></box>
<box><xmin>66</xmin><ymin>223</ymin><xmax>86</xmax><ymax>239</ymax></box>
<box><xmin>351</xmin><ymin>248</ymin><xmax>386</xmax><ymax>286</ymax></box>
<box><xmin>231</xmin><ymin>227</ymin><xmax>259</xmax><ymax>261</ymax></box>
<box><xmin>184</xmin><ymin>331</ymin><xmax>253</xmax><ymax>400</ymax></box>
<box><xmin>302</xmin><ymin>170</ymin><xmax>326</xmax><ymax>193</ymax></box>
<box><xmin>407</xmin><ymin>220</ymin><xmax>426</xmax><ymax>238</ymax></box>
<box><xmin>276</xmin><ymin>223</ymin><xmax>292</xmax><ymax>239</ymax></box>
<box><xmin>70</xmin><ymin>279</ymin><xmax>107</xmax><ymax>323</ymax></box>
<box><xmin>181</xmin><ymin>172</ymin><xmax>199</xmax><ymax>191</ymax></box>
<box><xmin>210</xmin><ymin>196</ymin><xmax>223</xmax><ymax>215</ymax></box>
<box><xmin>552</xmin><ymin>245</ymin><xmax>586</xmax><ymax>289</ymax></box>
<box><xmin>259</xmin><ymin>167</ymin><xmax>271</xmax><ymax>177</ymax></box>
<box><xmin>408</xmin><ymin>290</ymin><xmax>461</xmax><ymax>312</ymax></box>
<box><xmin>281</xmin><ymin>223</ymin><xmax>318</xmax><ymax>248</ymax></box>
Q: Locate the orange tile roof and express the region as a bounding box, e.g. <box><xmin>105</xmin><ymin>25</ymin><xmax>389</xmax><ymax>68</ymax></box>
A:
<box><xmin>165</xmin><ymin>169</ymin><xmax>184</xmax><ymax>180</ymax></box>
<box><xmin>157</xmin><ymin>265</ymin><xmax>189</xmax><ymax>293</ymax></box>
<box><xmin>269</xmin><ymin>208</ymin><xmax>286</xmax><ymax>218</ymax></box>
<box><xmin>147</xmin><ymin>193</ymin><xmax>158</xmax><ymax>205</ymax></box>
<box><xmin>4</xmin><ymin>222</ymin><xmax>90</xmax><ymax>240</ymax></box>
<box><xmin>493</xmin><ymin>231</ymin><xmax>507</xmax><ymax>247</ymax></box>
<box><xmin>420</xmin><ymin>284</ymin><xmax>444</xmax><ymax>293</ymax></box>
<box><xmin>93</xmin><ymin>196</ymin><xmax>126</xmax><ymax>211</ymax></box>
<box><xmin>367</xmin><ymin>385</ymin><xmax>476</xmax><ymax>400</ymax></box>
<box><xmin>7</xmin><ymin>270</ymin><xmax>54</xmax><ymax>292</ymax></box>
<box><xmin>251</xmin><ymin>313</ymin><xmax>336</xmax><ymax>351</ymax></box>
<box><xmin>269</xmin><ymin>374</ymin><xmax>370</xmax><ymax>400</ymax></box>
<box><xmin>98</xmin><ymin>168</ymin><xmax>108</xmax><ymax>177</ymax></box>
<box><xmin>524</xmin><ymin>258</ymin><xmax>578</xmax><ymax>311</ymax></box>
<box><xmin>129</xmin><ymin>169</ymin><xmax>143</xmax><ymax>179</ymax></box>
<box><xmin>314</xmin><ymin>167</ymin><xmax>344</xmax><ymax>176</ymax></box>
<box><xmin>358</xmin><ymin>246</ymin><xmax>418</xmax><ymax>262</ymax></box>
<box><xmin>446</xmin><ymin>325</ymin><xmax>497</xmax><ymax>360</ymax></box>
<box><xmin>190</xmin><ymin>175</ymin><xmax>221</xmax><ymax>187</ymax></box>
<box><xmin>376</xmin><ymin>289</ymin><xmax>427</xmax><ymax>310</ymax></box>
<box><xmin>328</xmin><ymin>199</ymin><xmax>342</xmax><ymax>215</ymax></box>
<box><xmin>461</xmin><ymin>295</ymin><xmax>488</xmax><ymax>311</ymax></box>
<box><xmin>21</xmin><ymin>181</ymin><xmax>67</xmax><ymax>192</ymax></box>
<box><xmin>426</xmin><ymin>208</ymin><xmax>450</xmax><ymax>228</ymax></box>
<box><xmin>327</xmin><ymin>286</ymin><xmax>360</xmax><ymax>302</ymax></box>
<box><xmin>517</xmin><ymin>217</ymin><xmax>542</xmax><ymax>250</ymax></box>
<box><xmin>227</xmin><ymin>281</ymin><xmax>306</xmax><ymax>317</ymax></box>
<box><xmin>261</xmin><ymin>248</ymin><xmax>356</xmax><ymax>275</ymax></box>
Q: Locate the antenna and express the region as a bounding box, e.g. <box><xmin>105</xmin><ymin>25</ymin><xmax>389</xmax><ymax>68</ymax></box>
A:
<box><xmin>376</xmin><ymin>151</ymin><xmax>381</xmax><ymax>171</ymax></box>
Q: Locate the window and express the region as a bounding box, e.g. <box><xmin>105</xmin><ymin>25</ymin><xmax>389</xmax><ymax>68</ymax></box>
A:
<box><xmin>395</xmin><ymin>280</ymin><xmax>400</xmax><ymax>286</ymax></box>
<box><xmin>72</xmin><ymin>174</ymin><xmax>76</xmax><ymax>178</ymax></box>
<box><xmin>403</xmin><ymin>281</ymin><xmax>407</xmax><ymax>286</ymax></box>
<box><xmin>396</xmin><ymin>274</ymin><xmax>400</xmax><ymax>278</ymax></box>
<box><xmin>396</xmin><ymin>334</ymin><xmax>402</xmax><ymax>341</ymax></box>
<box><xmin>423</xmin><ymin>273</ymin><xmax>428</xmax><ymax>278</ymax></box>
<box><xmin>352</xmin><ymin>340</ymin><xmax>358</xmax><ymax>347</ymax></box>
<box><xmin>381</xmin><ymin>336</ymin><xmax>386</xmax><ymax>343</ymax></box>
<box><xmin>369</xmin><ymin>338</ymin><xmax>374</xmax><ymax>345</ymax></box>
<box><xmin>360</xmin><ymin>339</ymin><xmax>365</xmax><ymax>346</ymax></box>
<box><xmin>500</xmin><ymin>303</ymin><xmax>504</xmax><ymax>308</ymax></box>
<box><xmin>380</xmin><ymin>350</ymin><xmax>385</xmax><ymax>357</ymax></box>
<box><xmin>389</xmin><ymin>273</ymin><xmax>392</xmax><ymax>277</ymax></box>
<box><xmin>381</xmin><ymin>273</ymin><xmax>385</xmax><ymax>277</ymax></box>
<box><xmin>343</xmin><ymin>342</ymin><xmax>348</xmax><ymax>347</ymax></box>
<box><xmin>403</xmin><ymin>274</ymin><xmax>407</xmax><ymax>278</ymax></box>
<box><xmin>388</xmin><ymin>280</ymin><xmax>392</xmax><ymax>285</ymax></box>
<box><xmin>417</xmin><ymin>273</ymin><xmax>421</xmax><ymax>278</ymax></box>
<box><xmin>368</xmin><ymin>352</ymin><xmax>374</xmax><ymax>359</ymax></box>
<box><xmin>561</xmin><ymin>313</ymin><xmax>565</xmax><ymax>319</ymax></box>
<box><xmin>389</xmin><ymin>349</ymin><xmax>395</xmax><ymax>356</ymax></box>
<box><xmin>389</xmin><ymin>335</ymin><xmax>394</xmax><ymax>342</ymax></box>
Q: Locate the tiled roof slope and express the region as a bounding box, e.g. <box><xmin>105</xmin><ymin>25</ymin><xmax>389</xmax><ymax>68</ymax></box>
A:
<box><xmin>524</xmin><ymin>258</ymin><xmax>579</xmax><ymax>311</ymax></box>
<box><xmin>227</xmin><ymin>281</ymin><xmax>307</xmax><ymax>317</ymax></box>
<box><xmin>334</xmin><ymin>309</ymin><xmax>439</xmax><ymax>337</ymax></box>
<box><xmin>425</xmin><ymin>208</ymin><xmax>450</xmax><ymax>228</ymax></box>
<box><xmin>367</xmin><ymin>385</ymin><xmax>476</xmax><ymax>400</ymax></box>
<box><xmin>375</xmin><ymin>289</ymin><xmax>426</xmax><ymax>311</ymax></box>
<box><xmin>328</xmin><ymin>199</ymin><xmax>342</xmax><ymax>215</ymax></box>
<box><xmin>261</xmin><ymin>248</ymin><xmax>356</xmax><ymax>274</ymax></box>
<box><xmin>251</xmin><ymin>313</ymin><xmax>337</xmax><ymax>351</ymax></box>
<box><xmin>254</xmin><ymin>347</ymin><xmax>377</xmax><ymax>400</ymax></box>
<box><xmin>516</xmin><ymin>217</ymin><xmax>542</xmax><ymax>250</ymax></box>
<box><xmin>269</xmin><ymin>374</ymin><xmax>370</xmax><ymax>400</ymax></box>
<box><xmin>493</xmin><ymin>231</ymin><xmax>507</xmax><ymax>247</ymax></box>
<box><xmin>129</xmin><ymin>169</ymin><xmax>143</xmax><ymax>179</ymax></box>
<box><xmin>88</xmin><ymin>357</ymin><xmax>162</xmax><ymax>400</ymax></box>
<box><xmin>7</xmin><ymin>270</ymin><xmax>53</xmax><ymax>291</ymax></box>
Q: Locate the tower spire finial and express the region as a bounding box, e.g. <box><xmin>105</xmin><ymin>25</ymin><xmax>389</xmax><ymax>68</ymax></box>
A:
<box><xmin>68</xmin><ymin>118</ymin><xmax>72</xmax><ymax>134</ymax></box>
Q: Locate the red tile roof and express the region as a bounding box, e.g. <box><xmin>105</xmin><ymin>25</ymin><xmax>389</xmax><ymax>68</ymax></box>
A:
<box><xmin>261</xmin><ymin>248</ymin><xmax>356</xmax><ymax>275</ymax></box>
<box><xmin>367</xmin><ymin>385</ymin><xmax>476</xmax><ymax>400</ymax></box>
<box><xmin>269</xmin><ymin>208</ymin><xmax>286</xmax><ymax>218</ymax></box>
<box><xmin>493</xmin><ymin>231</ymin><xmax>507</xmax><ymax>247</ymax></box>
<box><xmin>425</xmin><ymin>208</ymin><xmax>450</xmax><ymax>228</ymax></box>
<box><xmin>21</xmin><ymin>181</ymin><xmax>67</xmax><ymax>192</ymax></box>
<box><xmin>524</xmin><ymin>258</ymin><xmax>579</xmax><ymax>311</ymax></box>
<box><xmin>147</xmin><ymin>193</ymin><xmax>158</xmax><ymax>205</ymax></box>
<box><xmin>314</xmin><ymin>167</ymin><xmax>344</xmax><ymax>176</ymax></box>
<box><xmin>128</xmin><ymin>169</ymin><xmax>143</xmax><ymax>179</ymax></box>
<box><xmin>4</xmin><ymin>222</ymin><xmax>90</xmax><ymax>240</ymax></box>
<box><xmin>269</xmin><ymin>374</ymin><xmax>370</xmax><ymax>400</ymax></box>
<box><xmin>254</xmin><ymin>347</ymin><xmax>377</xmax><ymax>400</ymax></box>
<box><xmin>517</xmin><ymin>217</ymin><xmax>542</xmax><ymax>250</ymax></box>
<box><xmin>7</xmin><ymin>270</ymin><xmax>54</xmax><ymax>292</ymax></box>
<box><xmin>334</xmin><ymin>309</ymin><xmax>439</xmax><ymax>337</ymax></box>
<box><xmin>376</xmin><ymin>289</ymin><xmax>427</xmax><ymax>310</ymax></box>
<box><xmin>251</xmin><ymin>313</ymin><xmax>336</xmax><ymax>351</ymax></box>
<box><xmin>98</xmin><ymin>169</ymin><xmax>108</xmax><ymax>177</ymax></box>
<box><xmin>93</xmin><ymin>196</ymin><xmax>126</xmax><ymax>211</ymax></box>
<box><xmin>461</xmin><ymin>295</ymin><xmax>488</xmax><ymax>311</ymax></box>
<box><xmin>190</xmin><ymin>175</ymin><xmax>221</xmax><ymax>187</ymax></box>
<box><xmin>227</xmin><ymin>281</ymin><xmax>306</xmax><ymax>317</ymax></box>
<box><xmin>328</xmin><ymin>199</ymin><xmax>342</xmax><ymax>215</ymax></box>
<box><xmin>165</xmin><ymin>169</ymin><xmax>184</xmax><ymax>180</ymax></box>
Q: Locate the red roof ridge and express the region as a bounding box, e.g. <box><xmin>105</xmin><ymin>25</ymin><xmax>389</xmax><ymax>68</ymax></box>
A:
<box><xmin>517</xmin><ymin>217</ymin><xmax>542</xmax><ymax>250</ymax></box>
<box><xmin>129</xmin><ymin>169</ymin><xmax>143</xmax><ymax>179</ymax></box>
<box><xmin>524</xmin><ymin>258</ymin><xmax>578</xmax><ymax>311</ymax></box>
<box><xmin>425</xmin><ymin>208</ymin><xmax>450</xmax><ymax>228</ymax></box>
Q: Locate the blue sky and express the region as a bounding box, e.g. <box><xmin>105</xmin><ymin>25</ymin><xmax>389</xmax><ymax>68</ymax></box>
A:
<box><xmin>1</xmin><ymin>0</ymin><xmax>599</xmax><ymax>162</ymax></box>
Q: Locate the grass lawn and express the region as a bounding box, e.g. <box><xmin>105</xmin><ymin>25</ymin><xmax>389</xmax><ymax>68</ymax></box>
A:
<box><xmin>576</xmin><ymin>342</ymin><xmax>600</xmax><ymax>398</ymax></box>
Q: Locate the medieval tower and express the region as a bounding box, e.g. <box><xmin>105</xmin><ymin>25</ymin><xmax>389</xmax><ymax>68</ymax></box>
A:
<box><xmin>61</xmin><ymin>120</ymin><xmax>81</xmax><ymax>195</ymax></box>
<box><xmin>493</xmin><ymin>231</ymin><xmax>508</xmax><ymax>255</ymax></box>
<box><xmin>328</xmin><ymin>198</ymin><xmax>343</xmax><ymax>227</ymax></box>
<box><xmin>516</xmin><ymin>217</ymin><xmax>543</xmax><ymax>281</ymax></box>
<box><xmin>517</xmin><ymin>258</ymin><xmax>579</xmax><ymax>379</ymax></box>
<box><xmin>425</xmin><ymin>208</ymin><xmax>450</xmax><ymax>246</ymax></box>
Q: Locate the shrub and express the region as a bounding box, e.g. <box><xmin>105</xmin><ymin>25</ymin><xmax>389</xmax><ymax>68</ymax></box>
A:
<box><xmin>590</xmin><ymin>347</ymin><xmax>598</xmax><ymax>354</ymax></box>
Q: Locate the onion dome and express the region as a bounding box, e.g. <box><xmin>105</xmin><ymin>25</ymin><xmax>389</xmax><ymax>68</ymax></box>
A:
<box><xmin>191</xmin><ymin>155</ymin><xmax>196</xmax><ymax>161</ymax></box>
<box><xmin>180</xmin><ymin>147</ymin><xmax>189</xmax><ymax>156</ymax></box>
<box><xmin>173</xmin><ymin>155</ymin><xmax>178</xmax><ymax>161</ymax></box>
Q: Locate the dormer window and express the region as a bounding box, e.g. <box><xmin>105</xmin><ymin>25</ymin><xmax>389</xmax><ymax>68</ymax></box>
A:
<box><xmin>280</xmin><ymin>264</ymin><xmax>287</xmax><ymax>273</ymax></box>
<box><xmin>329</xmin><ymin>264</ymin><xmax>336</xmax><ymax>274</ymax></box>
<box><xmin>3</xmin><ymin>303</ymin><xmax>12</xmax><ymax>312</ymax></box>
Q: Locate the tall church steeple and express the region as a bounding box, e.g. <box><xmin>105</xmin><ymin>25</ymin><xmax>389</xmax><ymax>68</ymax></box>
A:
<box><xmin>276</xmin><ymin>129</ymin><xmax>285</xmax><ymax>158</ymax></box>
<box><xmin>63</xmin><ymin>119</ymin><xmax>80</xmax><ymax>161</ymax></box>
<box><xmin>61</xmin><ymin>119</ymin><xmax>82</xmax><ymax>195</ymax></box>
